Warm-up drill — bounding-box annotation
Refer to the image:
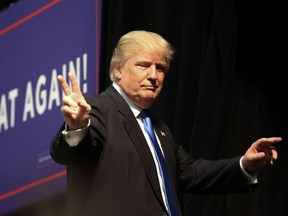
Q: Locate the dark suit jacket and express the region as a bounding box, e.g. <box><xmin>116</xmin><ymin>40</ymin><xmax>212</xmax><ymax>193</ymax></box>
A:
<box><xmin>50</xmin><ymin>85</ymin><xmax>255</xmax><ymax>216</ymax></box>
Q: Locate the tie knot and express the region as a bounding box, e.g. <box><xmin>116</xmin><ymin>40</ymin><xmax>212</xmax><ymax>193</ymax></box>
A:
<box><xmin>140</xmin><ymin>110</ymin><xmax>149</xmax><ymax>119</ymax></box>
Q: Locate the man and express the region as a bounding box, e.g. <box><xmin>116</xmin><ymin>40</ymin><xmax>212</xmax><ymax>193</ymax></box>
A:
<box><xmin>50</xmin><ymin>30</ymin><xmax>281</xmax><ymax>216</ymax></box>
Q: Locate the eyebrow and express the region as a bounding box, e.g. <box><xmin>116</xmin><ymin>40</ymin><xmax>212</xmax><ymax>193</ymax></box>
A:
<box><xmin>136</xmin><ymin>61</ymin><xmax>168</xmax><ymax>70</ymax></box>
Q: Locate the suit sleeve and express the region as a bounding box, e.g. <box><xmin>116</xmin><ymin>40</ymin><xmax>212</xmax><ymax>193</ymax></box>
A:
<box><xmin>50</xmin><ymin>96</ymin><xmax>105</xmax><ymax>165</ymax></box>
<box><xmin>177</xmin><ymin>145</ymin><xmax>256</xmax><ymax>194</ymax></box>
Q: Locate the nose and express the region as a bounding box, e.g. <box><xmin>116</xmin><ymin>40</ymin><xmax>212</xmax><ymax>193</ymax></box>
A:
<box><xmin>147</xmin><ymin>65</ymin><xmax>157</xmax><ymax>79</ymax></box>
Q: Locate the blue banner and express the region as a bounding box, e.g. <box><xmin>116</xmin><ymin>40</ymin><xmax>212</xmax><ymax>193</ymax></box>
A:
<box><xmin>0</xmin><ymin>0</ymin><xmax>102</xmax><ymax>214</ymax></box>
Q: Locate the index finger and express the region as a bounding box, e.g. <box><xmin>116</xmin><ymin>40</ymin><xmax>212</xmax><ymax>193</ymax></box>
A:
<box><xmin>57</xmin><ymin>75</ymin><xmax>71</xmax><ymax>96</ymax></box>
<box><xmin>68</xmin><ymin>72</ymin><xmax>82</xmax><ymax>95</ymax></box>
<box><xmin>255</xmin><ymin>137</ymin><xmax>282</xmax><ymax>148</ymax></box>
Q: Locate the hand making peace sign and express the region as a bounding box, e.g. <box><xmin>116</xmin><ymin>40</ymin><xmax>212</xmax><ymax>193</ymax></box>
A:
<box><xmin>57</xmin><ymin>72</ymin><xmax>91</xmax><ymax>130</ymax></box>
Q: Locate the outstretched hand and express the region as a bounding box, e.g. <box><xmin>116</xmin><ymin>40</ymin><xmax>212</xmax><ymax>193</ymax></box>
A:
<box><xmin>57</xmin><ymin>72</ymin><xmax>91</xmax><ymax>130</ymax></box>
<box><xmin>242</xmin><ymin>137</ymin><xmax>282</xmax><ymax>174</ymax></box>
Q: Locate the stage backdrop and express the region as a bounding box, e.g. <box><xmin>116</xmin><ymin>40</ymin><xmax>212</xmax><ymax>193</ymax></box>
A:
<box><xmin>0</xmin><ymin>0</ymin><xmax>102</xmax><ymax>214</ymax></box>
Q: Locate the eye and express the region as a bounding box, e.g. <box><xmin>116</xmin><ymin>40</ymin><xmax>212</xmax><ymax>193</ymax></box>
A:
<box><xmin>156</xmin><ymin>64</ymin><xmax>167</xmax><ymax>72</ymax></box>
<box><xmin>136</xmin><ymin>62</ymin><xmax>150</xmax><ymax>69</ymax></box>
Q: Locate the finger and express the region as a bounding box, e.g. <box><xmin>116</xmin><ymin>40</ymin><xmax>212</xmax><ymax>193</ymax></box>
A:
<box><xmin>254</xmin><ymin>152</ymin><xmax>270</xmax><ymax>168</ymax></box>
<box><xmin>250</xmin><ymin>152</ymin><xmax>266</xmax><ymax>161</ymax></box>
<box><xmin>270</xmin><ymin>158</ymin><xmax>276</xmax><ymax>165</ymax></box>
<box><xmin>57</xmin><ymin>75</ymin><xmax>71</xmax><ymax>96</ymax></box>
<box><xmin>268</xmin><ymin>137</ymin><xmax>282</xmax><ymax>143</ymax></box>
<box><xmin>254</xmin><ymin>137</ymin><xmax>282</xmax><ymax>149</ymax></box>
<box><xmin>270</xmin><ymin>147</ymin><xmax>278</xmax><ymax>163</ymax></box>
<box><xmin>77</xmin><ymin>99</ymin><xmax>91</xmax><ymax>119</ymax></box>
<box><xmin>62</xmin><ymin>95</ymin><xmax>78</xmax><ymax>108</ymax></box>
<box><xmin>68</xmin><ymin>72</ymin><xmax>82</xmax><ymax>95</ymax></box>
<box><xmin>61</xmin><ymin>105</ymin><xmax>78</xmax><ymax>116</ymax></box>
<box><xmin>78</xmin><ymin>97</ymin><xmax>91</xmax><ymax>111</ymax></box>
<box><xmin>261</xmin><ymin>146</ymin><xmax>277</xmax><ymax>165</ymax></box>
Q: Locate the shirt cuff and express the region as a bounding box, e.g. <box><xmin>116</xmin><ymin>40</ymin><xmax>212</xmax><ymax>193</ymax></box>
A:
<box><xmin>239</xmin><ymin>156</ymin><xmax>258</xmax><ymax>184</ymax></box>
<box><xmin>61</xmin><ymin>119</ymin><xmax>90</xmax><ymax>147</ymax></box>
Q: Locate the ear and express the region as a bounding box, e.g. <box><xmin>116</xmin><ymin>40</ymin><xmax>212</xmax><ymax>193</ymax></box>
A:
<box><xmin>113</xmin><ymin>63</ymin><xmax>122</xmax><ymax>80</ymax></box>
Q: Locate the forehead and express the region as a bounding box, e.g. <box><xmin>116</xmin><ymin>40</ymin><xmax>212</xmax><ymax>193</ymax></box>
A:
<box><xmin>129</xmin><ymin>51</ymin><xmax>166</xmax><ymax>63</ymax></box>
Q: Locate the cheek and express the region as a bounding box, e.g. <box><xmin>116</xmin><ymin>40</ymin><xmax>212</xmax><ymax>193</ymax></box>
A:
<box><xmin>158</xmin><ymin>74</ymin><xmax>165</xmax><ymax>85</ymax></box>
<box><xmin>126</xmin><ymin>74</ymin><xmax>143</xmax><ymax>87</ymax></box>
<box><xmin>121</xmin><ymin>75</ymin><xmax>142</xmax><ymax>93</ymax></box>
<box><xmin>129</xmin><ymin>74</ymin><xmax>147</xmax><ymax>88</ymax></box>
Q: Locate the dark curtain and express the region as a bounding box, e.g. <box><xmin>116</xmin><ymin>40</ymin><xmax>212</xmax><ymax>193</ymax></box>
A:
<box><xmin>100</xmin><ymin>0</ymin><xmax>288</xmax><ymax>216</ymax></box>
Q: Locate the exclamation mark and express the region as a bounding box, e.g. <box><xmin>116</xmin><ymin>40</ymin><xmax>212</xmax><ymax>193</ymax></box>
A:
<box><xmin>82</xmin><ymin>53</ymin><xmax>88</xmax><ymax>94</ymax></box>
<box><xmin>62</xmin><ymin>64</ymin><xmax>67</xmax><ymax>99</ymax></box>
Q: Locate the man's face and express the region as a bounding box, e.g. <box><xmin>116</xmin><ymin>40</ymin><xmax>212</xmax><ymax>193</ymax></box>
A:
<box><xmin>114</xmin><ymin>51</ymin><xmax>167</xmax><ymax>109</ymax></box>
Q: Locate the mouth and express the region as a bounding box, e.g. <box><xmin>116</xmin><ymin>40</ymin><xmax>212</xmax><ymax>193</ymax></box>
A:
<box><xmin>142</xmin><ymin>85</ymin><xmax>158</xmax><ymax>92</ymax></box>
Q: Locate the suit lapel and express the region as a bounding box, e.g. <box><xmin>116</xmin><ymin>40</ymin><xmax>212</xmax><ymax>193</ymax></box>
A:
<box><xmin>123</xmin><ymin>116</ymin><xmax>166</xmax><ymax>207</ymax></box>
<box><xmin>106</xmin><ymin>86</ymin><xmax>166</xmax><ymax>210</ymax></box>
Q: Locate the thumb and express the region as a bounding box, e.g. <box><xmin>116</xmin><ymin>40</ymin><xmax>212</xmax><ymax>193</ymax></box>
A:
<box><xmin>242</xmin><ymin>152</ymin><xmax>265</xmax><ymax>172</ymax></box>
<box><xmin>251</xmin><ymin>152</ymin><xmax>266</xmax><ymax>161</ymax></box>
<box><xmin>77</xmin><ymin>97</ymin><xmax>91</xmax><ymax>111</ymax></box>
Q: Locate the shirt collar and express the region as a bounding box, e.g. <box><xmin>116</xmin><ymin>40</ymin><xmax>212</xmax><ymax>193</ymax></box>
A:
<box><xmin>112</xmin><ymin>82</ymin><xmax>141</xmax><ymax>118</ymax></box>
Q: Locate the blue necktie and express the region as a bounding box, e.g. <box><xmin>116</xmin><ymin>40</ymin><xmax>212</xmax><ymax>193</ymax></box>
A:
<box><xmin>140</xmin><ymin>110</ymin><xmax>180</xmax><ymax>216</ymax></box>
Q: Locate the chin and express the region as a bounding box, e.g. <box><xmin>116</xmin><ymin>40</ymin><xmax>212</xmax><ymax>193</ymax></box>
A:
<box><xmin>138</xmin><ymin>98</ymin><xmax>155</xmax><ymax>109</ymax></box>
